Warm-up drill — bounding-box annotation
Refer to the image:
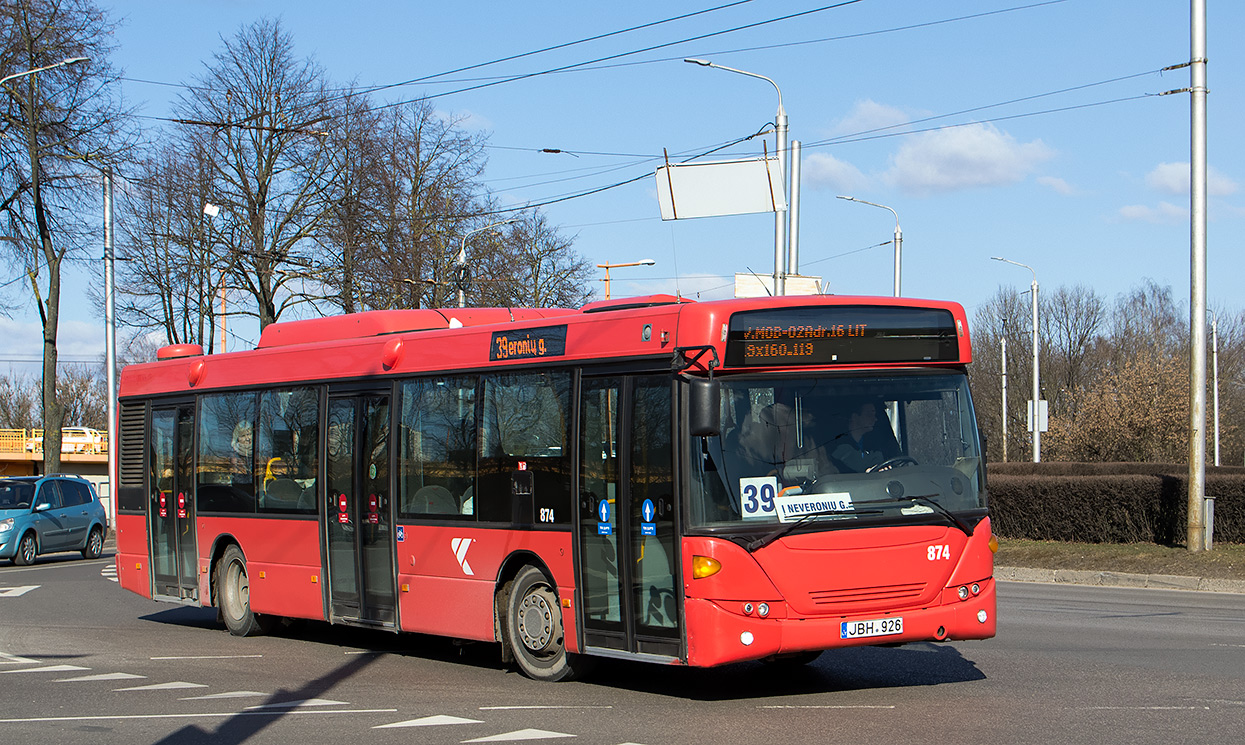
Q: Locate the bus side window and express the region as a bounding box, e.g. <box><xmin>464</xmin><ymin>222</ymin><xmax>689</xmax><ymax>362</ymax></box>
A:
<box><xmin>398</xmin><ymin>376</ymin><xmax>478</xmax><ymax>519</ymax></box>
<box><xmin>197</xmin><ymin>392</ymin><xmax>257</xmax><ymax>513</ymax></box>
<box><xmin>478</xmin><ymin>371</ymin><xmax>571</xmax><ymax>525</ymax></box>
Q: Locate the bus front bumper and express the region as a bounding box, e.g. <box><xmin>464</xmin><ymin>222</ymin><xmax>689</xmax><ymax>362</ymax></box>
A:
<box><xmin>684</xmin><ymin>579</ymin><xmax>997</xmax><ymax>667</ymax></box>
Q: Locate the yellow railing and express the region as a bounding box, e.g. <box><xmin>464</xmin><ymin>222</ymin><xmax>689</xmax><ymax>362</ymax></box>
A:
<box><xmin>0</xmin><ymin>428</ymin><xmax>108</xmax><ymax>454</ymax></box>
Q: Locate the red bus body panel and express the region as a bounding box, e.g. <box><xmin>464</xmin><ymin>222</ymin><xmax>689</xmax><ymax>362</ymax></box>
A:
<box><xmin>393</xmin><ymin>526</ymin><xmax>576</xmax><ymax>647</ymax></box>
<box><xmin>115</xmin><ymin>512</ymin><xmax>150</xmax><ymax>598</ymax></box>
<box><xmin>197</xmin><ymin>517</ymin><xmax>324</xmax><ymax>619</ymax></box>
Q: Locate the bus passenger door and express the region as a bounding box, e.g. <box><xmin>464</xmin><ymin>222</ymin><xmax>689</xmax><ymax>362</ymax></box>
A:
<box><xmin>324</xmin><ymin>392</ymin><xmax>396</xmax><ymax>627</ymax></box>
<box><xmin>149</xmin><ymin>405</ymin><xmax>198</xmax><ymax>601</ymax></box>
<box><xmin>577</xmin><ymin>375</ymin><xmax>680</xmax><ymax>660</ymax></box>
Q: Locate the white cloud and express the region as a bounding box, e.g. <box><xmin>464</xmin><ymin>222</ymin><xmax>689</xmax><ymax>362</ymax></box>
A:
<box><xmin>1117</xmin><ymin>201</ymin><xmax>1188</xmax><ymax>224</ymax></box>
<box><xmin>882</xmin><ymin>123</ymin><xmax>1054</xmax><ymax>195</ymax></box>
<box><xmin>802</xmin><ymin>153</ymin><xmax>869</xmax><ymax>192</ymax></box>
<box><xmin>1037</xmin><ymin>175</ymin><xmax>1076</xmax><ymax>196</ymax></box>
<box><xmin>1145</xmin><ymin>161</ymin><xmax>1238</xmax><ymax>197</ymax></box>
<box><xmin>434</xmin><ymin>108</ymin><xmax>492</xmax><ymax>131</ymax></box>
<box><xmin>829</xmin><ymin>99</ymin><xmax>910</xmax><ymax>137</ymax></box>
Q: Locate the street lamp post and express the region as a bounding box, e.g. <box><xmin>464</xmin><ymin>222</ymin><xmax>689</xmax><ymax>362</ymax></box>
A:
<box><xmin>0</xmin><ymin>56</ymin><xmax>88</xmax><ymax>87</ymax></box>
<box><xmin>993</xmin><ymin>257</ymin><xmax>1041</xmax><ymax>462</ymax></box>
<box><xmin>457</xmin><ymin>218</ymin><xmax>518</xmax><ymax>308</ymax></box>
<box><xmin>596</xmin><ymin>259</ymin><xmax>655</xmax><ymax>300</ymax></box>
<box><xmin>838</xmin><ymin>196</ymin><xmax>902</xmax><ymax>297</ymax></box>
<box><xmin>1001</xmin><ymin>318</ymin><xmax>1008</xmax><ymax>463</ymax></box>
<box><xmin>685</xmin><ymin>58</ymin><xmax>787</xmax><ymax>296</ymax></box>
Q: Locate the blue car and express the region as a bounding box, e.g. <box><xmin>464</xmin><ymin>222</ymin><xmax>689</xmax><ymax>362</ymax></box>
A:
<box><xmin>0</xmin><ymin>475</ymin><xmax>108</xmax><ymax>565</ymax></box>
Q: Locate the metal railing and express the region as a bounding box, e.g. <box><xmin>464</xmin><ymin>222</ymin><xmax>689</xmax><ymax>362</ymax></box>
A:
<box><xmin>0</xmin><ymin>428</ymin><xmax>109</xmax><ymax>455</ymax></box>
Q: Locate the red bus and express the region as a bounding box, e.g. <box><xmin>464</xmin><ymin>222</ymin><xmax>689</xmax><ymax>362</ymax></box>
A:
<box><xmin>115</xmin><ymin>294</ymin><xmax>996</xmax><ymax>681</ymax></box>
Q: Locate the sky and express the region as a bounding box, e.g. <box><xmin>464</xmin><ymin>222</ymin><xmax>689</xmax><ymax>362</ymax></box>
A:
<box><xmin>3</xmin><ymin>0</ymin><xmax>1242</xmax><ymax>368</ymax></box>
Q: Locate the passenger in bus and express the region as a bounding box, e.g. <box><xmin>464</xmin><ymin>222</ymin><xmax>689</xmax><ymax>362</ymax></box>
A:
<box><xmin>826</xmin><ymin>399</ymin><xmax>901</xmax><ymax>473</ymax></box>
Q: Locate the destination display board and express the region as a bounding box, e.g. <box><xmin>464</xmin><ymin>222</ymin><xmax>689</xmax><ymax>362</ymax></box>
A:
<box><xmin>489</xmin><ymin>325</ymin><xmax>568</xmax><ymax>361</ymax></box>
<box><xmin>724</xmin><ymin>306</ymin><xmax>960</xmax><ymax>367</ymax></box>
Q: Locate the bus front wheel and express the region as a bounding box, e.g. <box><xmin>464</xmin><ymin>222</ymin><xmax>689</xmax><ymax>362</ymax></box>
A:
<box><xmin>216</xmin><ymin>545</ymin><xmax>275</xmax><ymax>637</ymax></box>
<box><xmin>505</xmin><ymin>566</ymin><xmax>591</xmax><ymax>682</ymax></box>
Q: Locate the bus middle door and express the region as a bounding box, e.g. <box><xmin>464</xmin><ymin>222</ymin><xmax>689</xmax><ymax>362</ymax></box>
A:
<box><xmin>324</xmin><ymin>391</ymin><xmax>396</xmax><ymax>627</ymax></box>
<box><xmin>577</xmin><ymin>374</ymin><xmax>680</xmax><ymax>660</ymax></box>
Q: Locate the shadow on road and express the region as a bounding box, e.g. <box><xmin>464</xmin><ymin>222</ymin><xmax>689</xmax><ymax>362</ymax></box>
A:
<box><xmin>148</xmin><ymin>652</ymin><xmax>380</xmax><ymax>745</ymax></box>
<box><xmin>582</xmin><ymin>642</ymin><xmax>987</xmax><ymax>701</ymax></box>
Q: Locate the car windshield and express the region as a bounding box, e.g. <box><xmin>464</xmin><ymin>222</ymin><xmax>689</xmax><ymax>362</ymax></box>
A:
<box><xmin>688</xmin><ymin>372</ymin><xmax>984</xmax><ymax>530</ymax></box>
<box><xmin>0</xmin><ymin>480</ymin><xmax>34</xmax><ymax>509</ymax></box>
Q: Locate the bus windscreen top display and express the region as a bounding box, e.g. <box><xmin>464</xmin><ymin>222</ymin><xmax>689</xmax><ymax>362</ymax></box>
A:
<box><xmin>724</xmin><ymin>306</ymin><xmax>960</xmax><ymax>367</ymax></box>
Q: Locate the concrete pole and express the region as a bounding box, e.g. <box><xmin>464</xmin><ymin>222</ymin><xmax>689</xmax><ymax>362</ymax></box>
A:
<box><xmin>788</xmin><ymin>140</ymin><xmax>801</xmax><ymax>279</ymax></box>
<box><xmin>774</xmin><ymin>107</ymin><xmax>788</xmax><ymax>297</ymax></box>
<box><xmin>103</xmin><ymin>168</ymin><xmax>117</xmax><ymax>526</ymax></box>
<box><xmin>1187</xmin><ymin>0</ymin><xmax>1208</xmax><ymax>552</ymax></box>
<box><xmin>1030</xmin><ymin>275</ymin><xmax>1041</xmax><ymax>463</ymax></box>
<box><xmin>1001</xmin><ymin>324</ymin><xmax>1008</xmax><ymax>463</ymax></box>
<box><xmin>1212</xmin><ymin>312</ymin><xmax>1219</xmax><ymax>467</ymax></box>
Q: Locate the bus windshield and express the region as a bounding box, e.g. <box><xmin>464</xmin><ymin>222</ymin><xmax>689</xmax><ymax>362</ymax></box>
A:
<box><xmin>689</xmin><ymin>372</ymin><xmax>984</xmax><ymax>530</ymax></box>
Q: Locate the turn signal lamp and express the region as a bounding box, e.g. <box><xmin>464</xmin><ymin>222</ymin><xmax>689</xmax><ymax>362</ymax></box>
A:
<box><xmin>988</xmin><ymin>536</ymin><xmax>999</xmax><ymax>554</ymax></box>
<box><xmin>692</xmin><ymin>555</ymin><xmax>722</xmax><ymax>579</ymax></box>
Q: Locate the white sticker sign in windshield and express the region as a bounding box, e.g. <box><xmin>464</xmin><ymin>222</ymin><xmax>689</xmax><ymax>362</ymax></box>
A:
<box><xmin>739</xmin><ymin>476</ymin><xmax>778</xmax><ymax>519</ymax></box>
<box><xmin>772</xmin><ymin>492</ymin><xmax>854</xmax><ymax>523</ymax></box>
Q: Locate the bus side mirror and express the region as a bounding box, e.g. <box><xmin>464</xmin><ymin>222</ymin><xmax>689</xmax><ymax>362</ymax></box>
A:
<box><xmin>688</xmin><ymin>378</ymin><xmax>720</xmax><ymax>437</ymax></box>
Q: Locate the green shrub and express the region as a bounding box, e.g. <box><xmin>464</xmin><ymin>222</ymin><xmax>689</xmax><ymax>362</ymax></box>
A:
<box><xmin>986</xmin><ymin>463</ymin><xmax>1245</xmax><ymax>545</ymax></box>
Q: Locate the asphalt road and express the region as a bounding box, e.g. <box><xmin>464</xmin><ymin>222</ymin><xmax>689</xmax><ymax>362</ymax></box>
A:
<box><xmin>1</xmin><ymin>550</ymin><xmax>1242</xmax><ymax>745</ymax></box>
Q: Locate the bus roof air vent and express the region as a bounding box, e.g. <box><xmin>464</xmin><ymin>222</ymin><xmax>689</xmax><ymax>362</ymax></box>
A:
<box><xmin>580</xmin><ymin>294</ymin><xmax>692</xmax><ymax>314</ymax></box>
<box><xmin>156</xmin><ymin>343</ymin><xmax>203</xmax><ymax>360</ymax></box>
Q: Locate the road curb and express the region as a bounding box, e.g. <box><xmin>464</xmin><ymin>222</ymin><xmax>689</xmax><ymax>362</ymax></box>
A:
<box><xmin>996</xmin><ymin>566</ymin><xmax>1245</xmax><ymax>594</ymax></box>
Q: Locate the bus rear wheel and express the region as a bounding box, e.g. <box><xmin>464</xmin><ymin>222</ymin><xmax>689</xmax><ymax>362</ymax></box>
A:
<box><xmin>217</xmin><ymin>545</ymin><xmax>275</xmax><ymax>637</ymax></box>
<box><xmin>505</xmin><ymin>566</ymin><xmax>591</xmax><ymax>682</ymax></box>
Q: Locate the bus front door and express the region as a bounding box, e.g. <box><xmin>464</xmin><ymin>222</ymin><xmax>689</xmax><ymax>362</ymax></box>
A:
<box><xmin>577</xmin><ymin>375</ymin><xmax>681</xmax><ymax>660</ymax></box>
<box><xmin>324</xmin><ymin>393</ymin><xmax>396</xmax><ymax>627</ymax></box>
<box><xmin>149</xmin><ymin>405</ymin><xmax>198</xmax><ymax>601</ymax></box>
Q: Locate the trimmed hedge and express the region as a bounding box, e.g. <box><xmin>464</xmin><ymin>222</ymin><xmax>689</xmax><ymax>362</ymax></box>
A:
<box><xmin>986</xmin><ymin>462</ymin><xmax>1245</xmax><ymax>545</ymax></box>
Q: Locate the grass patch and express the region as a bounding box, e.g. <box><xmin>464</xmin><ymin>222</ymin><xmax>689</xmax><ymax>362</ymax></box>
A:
<box><xmin>995</xmin><ymin>539</ymin><xmax>1245</xmax><ymax>580</ymax></box>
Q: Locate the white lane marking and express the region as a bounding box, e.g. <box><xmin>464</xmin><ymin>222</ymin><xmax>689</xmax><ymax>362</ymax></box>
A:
<box><xmin>151</xmin><ymin>655</ymin><xmax>263</xmax><ymax>660</ymax></box>
<box><xmin>100</xmin><ymin>564</ymin><xmax>117</xmax><ymax>583</ymax></box>
<box><xmin>1072</xmin><ymin>706</ymin><xmax>1212</xmax><ymax>711</ymax></box>
<box><xmin>0</xmin><ymin>708</ymin><xmax>398</xmax><ymax>724</ymax></box>
<box><xmin>0</xmin><ymin>665</ymin><xmax>89</xmax><ymax>674</ymax></box>
<box><xmin>479</xmin><ymin>706</ymin><xmax>612</xmax><ymax>710</ymax></box>
<box><xmin>245</xmin><ymin>699</ymin><xmax>349</xmax><ymax>710</ymax></box>
<box><xmin>180</xmin><ymin>691</ymin><xmax>267</xmax><ymax>701</ymax></box>
<box><xmin>0</xmin><ymin>585</ymin><xmax>40</xmax><ymax>597</ymax></box>
<box><xmin>374</xmin><ymin>715</ymin><xmax>486</xmax><ymax>729</ymax></box>
<box><xmin>115</xmin><ymin>681</ymin><xmax>209</xmax><ymax>691</ymax></box>
<box><xmin>56</xmin><ymin>672</ymin><xmax>146</xmax><ymax>682</ymax></box>
<box><xmin>0</xmin><ymin>653</ymin><xmax>40</xmax><ymax>665</ymax></box>
<box><xmin>757</xmin><ymin>705</ymin><xmax>897</xmax><ymax>709</ymax></box>
<box><xmin>462</xmin><ymin>729</ymin><xmax>576</xmax><ymax>742</ymax></box>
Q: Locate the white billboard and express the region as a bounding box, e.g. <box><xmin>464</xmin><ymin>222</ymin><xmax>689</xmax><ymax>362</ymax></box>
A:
<box><xmin>656</xmin><ymin>157</ymin><xmax>786</xmax><ymax>221</ymax></box>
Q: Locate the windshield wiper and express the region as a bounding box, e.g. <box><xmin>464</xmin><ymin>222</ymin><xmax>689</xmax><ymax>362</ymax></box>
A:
<box><xmin>745</xmin><ymin>507</ymin><xmax>884</xmax><ymax>553</ymax></box>
<box><xmin>854</xmin><ymin>493</ymin><xmax>974</xmax><ymax>537</ymax></box>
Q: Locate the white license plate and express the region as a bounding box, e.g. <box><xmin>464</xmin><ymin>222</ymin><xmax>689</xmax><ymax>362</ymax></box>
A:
<box><xmin>840</xmin><ymin>617</ymin><xmax>903</xmax><ymax>639</ymax></box>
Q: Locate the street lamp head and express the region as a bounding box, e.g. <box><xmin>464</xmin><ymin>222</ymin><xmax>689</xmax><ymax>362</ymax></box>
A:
<box><xmin>203</xmin><ymin>203</ymin><xmax>221</xmax><ymax>218</ymax></box>
<box><xmin>62</xmin><ymin>57</ymin><xmax>90</xmax><ymax>66</ymax></box>
<box><xmin>639</xmin><ymin>258</ymin><xmax>656</xmax><ymax>266</ymax></box>
<box><xmin>684</xmin><ymin>58</ymin><xmax>712</xmax><ymax>66</ymax></box>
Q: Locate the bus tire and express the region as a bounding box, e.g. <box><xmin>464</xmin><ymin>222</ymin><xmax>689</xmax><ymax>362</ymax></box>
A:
<box><xmin>216</xmin><ymin>545</ymin><xmax>275</xmax><ymax>637</ymax></box>
<box><xmin>505</xmin><ymin>565</ymin><xmax>591</xmax><ymax>682</ymax></box>
<box><xmin>14</xmin><ymin>532</ymin><xmax>38</xmax><ymax>566</ymax></box>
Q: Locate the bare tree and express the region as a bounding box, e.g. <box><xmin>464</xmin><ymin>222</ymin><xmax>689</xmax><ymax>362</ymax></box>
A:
<box><xmin>116</xmin><ymin>143</ymin><xmax>225</xmax><ymax>348</ymax></box>
<box><xmin>474</xmin><ymin>212</ymin><xmax>593</xmax><ymax>308</ymax></box>
<box><xmin>173</xmin><ymin>18</ymin><xmax>335</xmax><ymax>329</ymax></box>
<box><xmin>1040</xmin><ymin>284</ymin><xmax>1106</xmax><ymax>424</ymax></box>
<box><xmin>0</xmin><ymin>0</ymin><xmax>131</xmax><ymax>472</ymax></box>
<box><xmin>0</xmin><ymin>370</ymin><xmax>38</xmax><ymax>429</ymax></box>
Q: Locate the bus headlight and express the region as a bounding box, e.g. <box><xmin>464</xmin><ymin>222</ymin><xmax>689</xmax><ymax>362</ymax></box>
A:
<box><xmin>692</xmin><ymin>555</ymin><xmax>722</xmax><ymax>579</ymax></box>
